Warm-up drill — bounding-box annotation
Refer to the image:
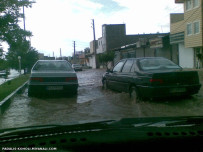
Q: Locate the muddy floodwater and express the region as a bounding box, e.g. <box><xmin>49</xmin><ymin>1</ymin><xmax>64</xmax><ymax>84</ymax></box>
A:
<box><xmin>0</xmin><ymin>69</ymin><xmax>203</xmax><ymax>129</ymax></box>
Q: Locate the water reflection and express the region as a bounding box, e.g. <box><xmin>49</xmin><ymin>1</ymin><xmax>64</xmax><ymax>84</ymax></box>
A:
<box><xmin>0</xmin><ymin>69</ymin><xmax>203</xmax><ymax>129</ymax></box>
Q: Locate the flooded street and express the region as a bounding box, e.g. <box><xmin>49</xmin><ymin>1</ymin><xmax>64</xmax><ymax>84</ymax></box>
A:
<box><xmin>0</xmin><ymin>69</ymin><xmax>23</xmax><ymax>85</ymax></box>
<box><xmin>0</xmin><ymin>69</ymin><xmax>203</xmax><ymax>129</ymax></box>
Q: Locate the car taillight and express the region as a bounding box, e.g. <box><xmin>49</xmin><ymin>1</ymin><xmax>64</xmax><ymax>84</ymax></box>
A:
<box><xmin>30</xmin><ymin>77</ymin><xmax>43</xmax><ymax>82</ymax></box>
<box><xmin>150</xmin><ymin>79</ymin><xmax>163</xmax><ymax>84</ymax></box>
<box><xmin>65</xmin><ymin>77</ymin><xmax>77</xmax><ymax>82</ymax></box>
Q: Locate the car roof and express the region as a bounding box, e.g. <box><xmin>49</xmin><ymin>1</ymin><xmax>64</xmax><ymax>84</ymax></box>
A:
<box><xmin>37</xmin><ymin>60</ymin><xmax>67</xmax><ymax>62</ymax></box>
<box><xmin>121</xmin><ymin>57</ymin><xmax>165</xmax><ymax>61</ymax></box>
<box><xmin>72</xmin><ymin>64</ymin><xmax>80</xmax><ymax>65</ymax></box>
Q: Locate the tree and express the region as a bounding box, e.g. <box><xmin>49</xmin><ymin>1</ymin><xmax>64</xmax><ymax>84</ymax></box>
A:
<box><xmin>98</xmin><ymin>51</ymin><xmax>115</xmax><ymax>69</ymax></box>
<box><xmin>0</xmin><ymin>0</ymin><xmax>38</xmax><ymax>71</ymax></box>
<box><xmin>0</xmin><ymin>0</ymin><xmax>33</xmax><ymax>43</ymax></box>
<box><xmin>0</xmin><ymin>45</ymin><xmax>3</xmax><ymax>58</ymax></box>
<box><xmin>84</xmin><ymin>47</ymin><xmax>90</xmax><ymax>54</ymax></box>
<box><xmin>6</xmin><ymin>42</ymin><xmax>39</xmax><ymax>71</ymax></box>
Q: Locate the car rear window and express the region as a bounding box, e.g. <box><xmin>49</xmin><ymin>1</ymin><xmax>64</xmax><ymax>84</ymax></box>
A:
<box><xmin>73</xmin><ymin>64</ymin><xmax>81</xmax><ymax>67</ymax></box>
<box><xmin>139</xmin><ymin>58</ymin><xmax>181</xmax><ymax>71</ymax></box>
<box><xmin>33</xmin><ymin>61</ymin><xmax>73</xmax><ymax>71</ymax></box>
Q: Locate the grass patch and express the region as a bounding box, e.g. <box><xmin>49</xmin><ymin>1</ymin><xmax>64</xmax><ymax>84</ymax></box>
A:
<box><xmin>0</xmin><ymin>75</ymin><xmax>29</xmax><ymax>101</ymax></box>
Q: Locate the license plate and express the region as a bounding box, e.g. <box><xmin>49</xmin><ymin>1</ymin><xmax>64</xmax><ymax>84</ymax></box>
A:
<box><xmin>47</xmin><ymin>86</ymin><xmax>63</xmax><ymax>90</ymax></box>
<box><xmin>170</xmin><ymin>88</ymin><xmax>186</xmax><ymax>93</ymax></box>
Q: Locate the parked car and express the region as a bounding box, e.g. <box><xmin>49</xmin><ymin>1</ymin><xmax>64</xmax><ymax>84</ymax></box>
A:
<box><xmin>28</xmin><ymin>60</ymin><xmax>78</xmax><ymax>97</ymax></box>
<box><xmin>0</xmin><ymin>70</ymin><xmax>6</xmax><ymax>77</ymax></box>
<box><xmin>72</xmin><ymin>64</ymin><xmax>82</xmax><ymax>71</ymax></box>
<box><xmin>102</xmin><ymin>57</ymin><xmax>201</xmax><ymax>100</ymax></box>
<box><xmin>0</xmin><ymin>69</ymin><xmax>9</xmax><ymax>78</ymax></box>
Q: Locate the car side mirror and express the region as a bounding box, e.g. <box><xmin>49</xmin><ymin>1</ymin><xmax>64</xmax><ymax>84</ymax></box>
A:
<box><xmin>134</xmin><ymin>71</ymin><xmax>139</xmax><ymax>75</ymax></box>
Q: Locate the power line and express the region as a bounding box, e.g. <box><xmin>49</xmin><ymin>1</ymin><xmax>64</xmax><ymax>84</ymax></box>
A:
<box><xmin>171</xmin><ymin>6</ymin><xmax>201</xmax><ymax>32</ymax></box>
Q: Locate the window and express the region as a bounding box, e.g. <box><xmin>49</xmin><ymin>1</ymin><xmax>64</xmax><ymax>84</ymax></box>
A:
<box><xmin>186</xmin><ymin>0</ymin><xmax>192</xmax><ymax>10</ymax></box>
<box><xmin>139</xmin><ymin>58</ymin><xmax>181</xmax><ymax>71</ymax></box>
<box><xmin>194</xmin><ymin>21</ymin><xmax>200</xmax><ymax>34</ymax></box>
<box><xmin>113</xmin><ymin>60</ymin><xmax>125</xmax><ymax>72</ymax></box>
<box><xmin>193</xmin><ymin>0</ymin><xmax>199</xmax><ymax>8</ymax></box>
<box><xmin>130</xmin><ymin>60</ymin><xmax>139</xmax><ymax>73</ymax></box>
<box><xmin>33</xmin><ymin>61</ymin><xmax>72</xmax><ymax>71</ymax></box>
<box><xmin>187</xmin><ymin>23</ymin><xmax>192</xmax><ymax>35</ymax></box>
<box><xmin>122</xmin><ymin>60</ymin><xmax>134</xmax><ymax>73</ymax></box>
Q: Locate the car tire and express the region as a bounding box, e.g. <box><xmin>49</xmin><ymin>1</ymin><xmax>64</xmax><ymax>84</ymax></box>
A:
<box><xmin>72</xmin><ymin>90</ymin><xmax>78</xmax><ymax>95</ymax></box>
<box><xmin>28</xmin><ymin>90</ymin><xmax>34</xmax><ymax>97</ymax></box>
<box><xmin>102</xmin><ymin>79</ymin><xmax>108</xmax><ymax>90</ymax></box>
<box><xmin>130</xmin><ymin>87</ymin><xmax>140</xmax><ymax>102</ymax></box>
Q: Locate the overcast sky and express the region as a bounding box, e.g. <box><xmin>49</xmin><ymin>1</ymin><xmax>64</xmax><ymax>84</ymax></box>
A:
<box><xmin>23</xmin><ymin>0</ymin><xmax>183</xmax><ymax>57</ymax></box>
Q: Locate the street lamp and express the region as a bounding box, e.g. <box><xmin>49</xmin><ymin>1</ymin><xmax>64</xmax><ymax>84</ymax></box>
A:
<box><xmin>18</xmin><ymin>56</ymin><xmax>21</xmax><ymax>74</ymax></box>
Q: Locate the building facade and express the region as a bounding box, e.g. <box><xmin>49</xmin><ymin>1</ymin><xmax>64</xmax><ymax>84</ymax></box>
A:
<box><xmin>170</xmin><ymin>0</ymin><xmax>203</xmax><ymax>68</ymax></box>
<box><xmin>88</xmin><ymin>24</ymin><xmax>171</xmax><ymax>68</ymax></box>
<box><xmin>113</xmin><ymin>34</ymin><xmax>178</xmax><ymax>65</ymax></box>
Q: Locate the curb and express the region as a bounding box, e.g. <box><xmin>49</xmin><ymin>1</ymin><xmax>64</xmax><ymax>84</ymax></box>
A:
<box><xmin>0</xmin><ymin>81</ymin><xmax>28</xmax><ymax>114</ymax></box>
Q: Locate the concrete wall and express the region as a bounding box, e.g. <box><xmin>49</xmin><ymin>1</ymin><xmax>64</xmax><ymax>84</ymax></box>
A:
<box><xmin>136</xmin><ymin>48</ymin><xmax>144</xmax><ymax>57</ymax></box>
<box><xmin>88</xmin><ymin>56</ymin><xmax>96</xmax><ymax>69</ymax></box>
<box><xmin>145</xmin><ymin>47</ymin><xmax>154</xmax><ymax>57</ymax></box>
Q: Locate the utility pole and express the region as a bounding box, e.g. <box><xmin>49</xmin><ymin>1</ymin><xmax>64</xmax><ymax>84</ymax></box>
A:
<box><xmin>23</xmin><ymin>6</ymin><xmax>26</xmax><ymax>31</ymax></box>
<box><xmin>73</xmin><ymin>41</ymin><xmax>76</xmax><ymax>63</ymax></box>
<box><xmin>92</xmin><ymin>19</ymin><xmax>97</xmax><ymax>68</ymax></box>
<box><xmin>60</xmin><ymin>48</ymin><xmax>62</xmax><ymax>59</ymax></box>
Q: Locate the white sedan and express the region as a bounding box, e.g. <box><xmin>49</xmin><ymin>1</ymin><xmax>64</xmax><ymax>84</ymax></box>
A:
<box><xmin>28</xmin><ymin>60</ymin><xmax>78</xmax><ymax>97</ymax></box>
<box><xmin>72</xmin><ymin>64</ymin><xmax>82</xmax><ymax>71</ymax></box>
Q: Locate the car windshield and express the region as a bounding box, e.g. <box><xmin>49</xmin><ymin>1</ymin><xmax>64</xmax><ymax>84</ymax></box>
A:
<box><xmin>139</xmin><ymin>58</ymin><xmax>181</xmax><ymax>71</ymax></box>
<box><xmin>1</xmin><ymin>1</ymin><xmax>203</xmax><ymax>149</ymax></box>
<box><xmin>32</xmin><ymin>61</ymin><xmax>73</xmax><ymax>71</ymax></box>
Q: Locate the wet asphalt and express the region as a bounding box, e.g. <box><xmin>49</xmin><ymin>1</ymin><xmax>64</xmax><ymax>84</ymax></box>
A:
<box><xmin>0</xmin><ymin>69</ymin><xmax>203</xmax><ymax>129</ymax></box>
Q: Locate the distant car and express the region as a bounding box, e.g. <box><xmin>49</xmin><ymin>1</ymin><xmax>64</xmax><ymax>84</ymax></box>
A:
<box><xmin>28</xmin><ymin>60</ymin><xmax>78</xmax><ymax>97</ymax></box>
<box><xmin>0</xmin><ymin>69</ymin><xmax>9</xmax><ymax>77</ymax></box>
<box><xmin>102</xmin><ymin>57</ymin><xmax>201</xmax><ymax>100</ymax></box>
<box><xmin>0</xmin><ymin>70</ymin><xmax>6</xmax><ymax>77</ymax></box>
<box><xmin>72</xmin><ymin>64</ymin><xmax>82</xmax><ymax>71</ymax></box>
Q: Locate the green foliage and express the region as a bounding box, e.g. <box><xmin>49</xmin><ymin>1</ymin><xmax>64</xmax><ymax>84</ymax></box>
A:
<box><xmin>197</xmin><ymin>53</ymin><xmax>203</xmax><ymax>61</ymax></box>
<box><xmin>6</xmin><ymin>45</ymin><xmax>39</xmax><ymax>71</ymax></box>
<box><xmin>84</xmin><ymin>47</ymin><xmax>90</xmax><ymax>54</ymax></box>
<box><xmin>0</xmin><ymin>74</ymin><xmax>29</xmax><ymax>101</ymax></box>
<box><xmin>0</xmin><ymin>0</ymin><xmax>33</xmax><ymax>43</ymax></box>
<box><xmin>98</xmin><ymin>51</ymin><xmax>115</xmax><ymax>68</ymax></box>
<box><xmin>0</xmin><ymin>59</ymin><xmax>8</xmax><ymax>70</ymax></box>
<box><xmin>0</xmin><ymin>0</ymin><xmax>38</xmax><ymax>71</ymax></box>
<box><xmin>0</xmin><ymin>46</ymin><xmax>3</xmax><ymax>58</ymax></box>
